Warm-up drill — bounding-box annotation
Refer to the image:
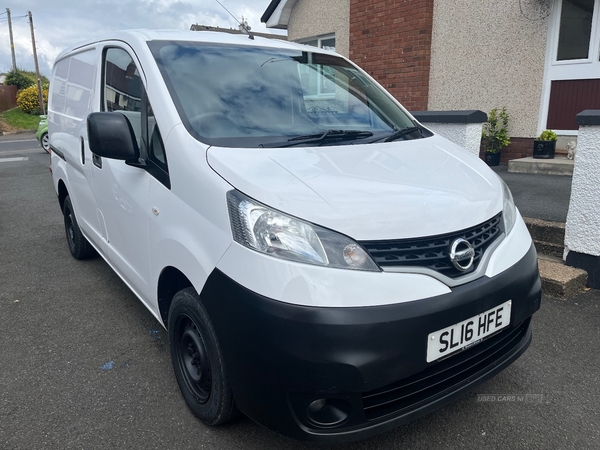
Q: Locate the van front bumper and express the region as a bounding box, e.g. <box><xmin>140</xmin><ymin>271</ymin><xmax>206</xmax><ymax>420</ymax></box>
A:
<box><xmin>200</xmin><ymin>243</ymin><xmax>541</xmax><ymax>443</ymax></box>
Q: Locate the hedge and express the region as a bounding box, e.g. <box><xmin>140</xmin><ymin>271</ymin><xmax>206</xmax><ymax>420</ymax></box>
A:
<box><xmin>16</xmin><ymin>85</ymin><xmax>49</xmax><ymax>115</ymax></box>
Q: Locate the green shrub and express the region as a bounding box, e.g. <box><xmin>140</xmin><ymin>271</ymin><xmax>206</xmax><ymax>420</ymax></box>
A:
<box><xmin>4</xmin><ymin>69</ymin><xmax>49</xmax><ymax>91</ymax></box>
<box><xmin>537</xmin><ymin>130</ymin><xmax>557</xmax><ymax>141</ymax></box>
<box><xmin>482</xmin><ymin>107</ymin><xmax>510</xmax><ymax>154</ymax></box>
<box><xmin>5</xmin><ymin>70</ymin><xmax>34</xmax><ymax>90</ymax></box>
<box><xmin>16</xmin><ymin>85</ymin><xmax>48</xmax><ymax>115</ymax></box>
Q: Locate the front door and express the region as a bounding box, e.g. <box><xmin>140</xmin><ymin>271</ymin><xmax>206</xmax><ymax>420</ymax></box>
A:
<box><xmin>539</xmin><ymin>0</ymin><xmax>600</xmax><ymax>134</ymax></box>
<box><xmin>91</xmin><ymin>46</ymin><xmax>152</xmax><ymax>300</ymax></box>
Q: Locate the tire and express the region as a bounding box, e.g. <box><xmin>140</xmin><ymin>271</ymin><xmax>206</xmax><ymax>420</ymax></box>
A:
<box><xmin>168</xmin><ymin>287</ymin><xmax>238</xmax><ymax>425</ymax></box>
<box><xmin>41</xmin><ymin>133</ymin><xmax>50</xmax><ymax>153</ymax></box>
<box><xmin>63</xmin><ymin>196</ymin><xmax>97</xmax><ymax>260</ymax></box>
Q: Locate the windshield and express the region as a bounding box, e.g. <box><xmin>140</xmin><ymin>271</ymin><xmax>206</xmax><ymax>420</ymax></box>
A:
<box><xmin>149</xmin><ymin>41</ymin><xmax>422</xmax><ymax>148</ymax></box>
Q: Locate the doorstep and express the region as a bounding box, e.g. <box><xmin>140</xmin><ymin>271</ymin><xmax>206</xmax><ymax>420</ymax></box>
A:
<box><xmin>507</xmin><ymin>156</ymin><xmax>574</xmax><ymax>176</ymax></box>
<box><xmin>537</xmin><ymin>255</ymin><xmax>588</xmax><ymax>299</ymax></box>
<box><xmin>523</xmin><ymin>217</ymin><xmax>588</xmax><ymax>298</ymax></box>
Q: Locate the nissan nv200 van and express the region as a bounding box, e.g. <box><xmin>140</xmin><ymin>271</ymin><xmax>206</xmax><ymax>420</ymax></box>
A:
<box><xmin>50</xmin><ymin>30</ymin><xmax>541</xmax><ymax>442</ymax></box>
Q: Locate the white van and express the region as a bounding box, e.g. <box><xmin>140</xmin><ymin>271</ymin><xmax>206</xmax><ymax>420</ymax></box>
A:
<box><xmin>50</xmin><ymin>30</ymin><xmax>541</xmax><ymax>442</ymax></box>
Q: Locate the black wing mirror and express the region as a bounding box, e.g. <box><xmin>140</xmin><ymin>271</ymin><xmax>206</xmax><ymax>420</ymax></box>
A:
<box><xmin>87</xmin><ymin>112</ymin><xmax>143</xmax><ymax>165</ymax></box>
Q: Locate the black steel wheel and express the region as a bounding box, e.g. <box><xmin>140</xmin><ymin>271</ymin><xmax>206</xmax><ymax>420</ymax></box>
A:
<box><xmin>168</xmin><ymin>287</ymin><xmax>238</xmax><ymax>425</ymax></box>
<box><xmin>177</xmin><ymin>316</ymin><xmax>212</xmax><ymax>403</ymax></box>
<box><xmin>62</xmin><ymin>196</ymin><xmax>97</xmax><ymax>260</ymax></box>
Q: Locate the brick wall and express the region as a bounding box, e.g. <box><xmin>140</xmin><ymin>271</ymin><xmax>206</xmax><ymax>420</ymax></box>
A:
<box><xmin>349</xmin><ymin>0</ymin><xmax>434</xmax><ymax>111</ymax></box>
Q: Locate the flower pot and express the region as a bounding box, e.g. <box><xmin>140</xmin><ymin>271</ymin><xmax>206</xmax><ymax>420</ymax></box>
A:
<box><xmin>485</xmin><ymin>151</ymin><xmax>501</xmax><ymax>166</ymax></box>
<box><xmin>533</xmin><ymin>140</ymin><xmax>556</xmax><ymax>159</ymax></box>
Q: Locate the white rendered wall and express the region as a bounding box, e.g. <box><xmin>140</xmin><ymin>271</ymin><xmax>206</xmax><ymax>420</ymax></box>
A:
<box><xmin>424</xmin><ymin>123</ymin><xmax>483</xmax><ymax>156</ymax></box>
<box><xmin>287</xmin><ymin>0</ymin><xmax>350</xmax><ymax>57</ymax></box>
<box><xmin>565</xmin><ymin>125</ymin><xmax>600</xmax><ymax>257</ymax></box>
<box><xmin>428</xmin><ymin>1</ymin><xmax>548</xmax><ymax>138</ymax></box>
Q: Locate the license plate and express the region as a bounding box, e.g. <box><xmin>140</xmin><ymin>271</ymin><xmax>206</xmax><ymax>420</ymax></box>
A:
<box><xmin>426</xmin><ymin>300</ymin><xmax>512</xmax><ymax>363</ymax></box>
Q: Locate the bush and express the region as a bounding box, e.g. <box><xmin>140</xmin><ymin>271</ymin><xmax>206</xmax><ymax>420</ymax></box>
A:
<box><xmin>4</xmin><ymin>69</ymin><xmax>49</xmax><ymax>91</ymax></box>
<box><xmin>16</xmin><ymin>85</ymin><xmax>48</xmax><ymax>115</ymax></box>
<box><xmin>482</xmin><ymin>107</ymin><xmax>510</xmax><ymax>154</ymax></box>
<box><xmin>5</xmin><ymin>70</ymin><xmax>34</xmax><ymax>90</ymax></box>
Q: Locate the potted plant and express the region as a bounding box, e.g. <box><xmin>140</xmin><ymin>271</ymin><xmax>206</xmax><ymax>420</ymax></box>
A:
<box><xmin>482</xmin><ymin>107</ymin><xmax>510</xmax><ymax>166</ymax></box>
<box><xmin>533</xmin><ymin>130</ymin><xmax>557</xmax><ymax>159</ymax></box>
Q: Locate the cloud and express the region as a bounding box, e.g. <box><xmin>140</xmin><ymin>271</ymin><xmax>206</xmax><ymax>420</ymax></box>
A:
<box><xmin>0</xmin><ymin>0</ymin><xmax>285</xmax><ymax>76</ymax></box>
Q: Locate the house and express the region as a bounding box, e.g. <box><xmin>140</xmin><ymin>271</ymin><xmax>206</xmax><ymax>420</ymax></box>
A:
<box><xmin>262</xmin><ymin>0</ymin><xmax>600</xmax><ymax>162</ymax></box>
<box><xmin>190</xmin><ymin>24</ymin><xmax>287</xmax><ymax>41</ymax></box>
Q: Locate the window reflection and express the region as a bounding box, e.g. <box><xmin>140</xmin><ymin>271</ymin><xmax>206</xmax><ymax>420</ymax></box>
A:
<box><xmin>557</xmin><ymin>0</ymin><xmax>594</xmax><ymax>61</ymax></box>
<box><xmin>104</xmin><ymin>49</ymin><xmax>142</xmax><ymax>112</ymax></box>
<box><xmin>150</xmin><ymin>42</ymin><xmax>415</xmax><ymax>147</ymax></box>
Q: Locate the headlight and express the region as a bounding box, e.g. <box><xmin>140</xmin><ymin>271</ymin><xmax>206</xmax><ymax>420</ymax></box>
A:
<box><xmin>227</xmin><ymin>190</ymin><xmax>379</xmax><ymax>271</ymax></box>
<box><xmin>500</xmin><ymin>178</ymin><xmax>517</xmax><ymax>235</ymax></box>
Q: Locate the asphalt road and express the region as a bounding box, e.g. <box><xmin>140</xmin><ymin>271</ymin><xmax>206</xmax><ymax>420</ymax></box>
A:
<box><xmin>492</xmin><ymin>165</ymin><xmax>572</xmax><ymax>223</ymax></box>
<box><xmin>1</xmin><ymin>135</ymin><xmax>599</xmax><ymax>449</ymax></box>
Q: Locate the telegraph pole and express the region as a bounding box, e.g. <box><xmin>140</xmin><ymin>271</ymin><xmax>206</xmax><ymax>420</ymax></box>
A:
<box><xmin>28</xmin><ymin>11</ymin><xmax>45</xmax><ymax>115</ymax></box>
<box><xmin>6</xmin><ymin>8</ymin><xmax>17</xmax><ymax>71</ymax></box>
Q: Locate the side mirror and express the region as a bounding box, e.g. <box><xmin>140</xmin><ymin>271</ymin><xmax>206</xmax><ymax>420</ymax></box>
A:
<box><xmin>87</xmin><ymin>112</ymin><xmax>141</xmax><ymax>164</ymax></box>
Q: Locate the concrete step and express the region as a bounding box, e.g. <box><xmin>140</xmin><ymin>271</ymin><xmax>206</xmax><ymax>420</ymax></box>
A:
<box><xmin>521</xmin><ymin>217</ymin><xmax>587</xmax><ymax>297</ymax></box>
<box><xmin>508</xmin><ymin>156</ymin><xmax>574</xmax><ymax>176</ymax></box>
<box><xmin>524</xmin><ymin>217</ymin><xmax>565</xmax><ymax>246</ymax></box>
<box><xmin>534</xmin><ymin>240</ymin><xmax>564</xmax><ymax>259</ymax></box>
<box><xmin>537</xmin><ymin>255</ymin><xmax>588</xmax><ymax>299</ymax></box>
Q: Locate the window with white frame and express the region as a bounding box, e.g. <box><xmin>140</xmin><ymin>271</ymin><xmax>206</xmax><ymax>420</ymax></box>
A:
<box><xmin>297</xmin><ymin>35</ymin><xmax>337</xmax><ymax>97</ymax></box>
<box><xmin>300</xmin><ymin>35</ymin><xmax>336</xmax><ymax>52</ymax></box>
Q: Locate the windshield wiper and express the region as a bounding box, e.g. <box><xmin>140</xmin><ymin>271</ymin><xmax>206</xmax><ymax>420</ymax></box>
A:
<box><xmin>260</xmin><ymin>130</ymin><xmax>373</xmax><ymax>148</ymax></box>
<box><xmin>381</xmin><ymin>126</ymin><xmax>423</xmax><ymax>142</ymax></box>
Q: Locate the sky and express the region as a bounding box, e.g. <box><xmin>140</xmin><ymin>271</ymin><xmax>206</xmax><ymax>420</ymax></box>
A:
<box><xmin>0</xmin><ymin>0</ymin><xmax>285</xmax><ymax>77</ymax></box>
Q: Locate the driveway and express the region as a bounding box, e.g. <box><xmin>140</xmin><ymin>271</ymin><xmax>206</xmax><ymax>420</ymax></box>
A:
<box><xmin>1</xmin><ymin>137</ymin><xmax>599</xmax><ymax>449</ymax></box>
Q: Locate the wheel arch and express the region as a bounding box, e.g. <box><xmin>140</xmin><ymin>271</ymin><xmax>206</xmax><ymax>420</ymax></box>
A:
<box><xmin>157</xmin><ymin>266</ymin><xmax>194</xmax><ymax>329</ymax></box>
<box><xmin>57</xmin><ymin>179</ymin><xmax>68</xmax><ymax>211</ymax></box>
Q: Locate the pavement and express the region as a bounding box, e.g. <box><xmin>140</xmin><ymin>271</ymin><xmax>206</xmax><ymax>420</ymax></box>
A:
<box><xmin>2</xmin><ymin>135</ymin><xmax>599</xmax><ymax>449</ymax></box>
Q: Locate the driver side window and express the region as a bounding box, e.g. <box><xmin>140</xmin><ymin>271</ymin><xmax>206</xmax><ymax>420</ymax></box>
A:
<box><xmin>103</xmin><ymin>47</ymin><xmax>170</xmax><ymax>188</ymax></box>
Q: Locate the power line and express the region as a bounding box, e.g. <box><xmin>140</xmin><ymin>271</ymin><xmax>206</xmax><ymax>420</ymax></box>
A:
<box><xmin>0</xmin><ymin>15</ymin><xmax>28</xmax><ymax>22</ymax></box>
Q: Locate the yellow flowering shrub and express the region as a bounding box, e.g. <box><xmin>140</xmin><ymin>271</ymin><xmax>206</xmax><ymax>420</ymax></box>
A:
<box><xmin>16</xmin><ymin>85</ymin><xmax>49</xmax><ymax>115</ymax></box>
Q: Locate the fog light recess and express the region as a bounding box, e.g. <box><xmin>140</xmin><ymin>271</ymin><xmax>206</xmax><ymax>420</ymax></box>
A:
<box><xmin>306</xmin><ymin>398</ymin><xmax>351</xmax><ymax>428</ymax></box>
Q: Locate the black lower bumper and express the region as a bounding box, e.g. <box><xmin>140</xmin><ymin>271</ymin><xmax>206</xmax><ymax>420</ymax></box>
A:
<box><xmin>200</xmin><ymin>244</ymin><xmax>541</xmax><ymax>442</ymax></box>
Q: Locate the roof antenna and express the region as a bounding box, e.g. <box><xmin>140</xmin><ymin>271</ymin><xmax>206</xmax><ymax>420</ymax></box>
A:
<box><xmin>214</xmin><ymin>0</ymin><xmax>254</xmax><ymax>39</ymax></box>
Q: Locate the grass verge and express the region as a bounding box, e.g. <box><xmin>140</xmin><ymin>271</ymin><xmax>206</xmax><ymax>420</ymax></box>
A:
<box><xmin>0</xmin><ymin>108</ymin><xmax>41</xmax><ymax>130</ymax></box>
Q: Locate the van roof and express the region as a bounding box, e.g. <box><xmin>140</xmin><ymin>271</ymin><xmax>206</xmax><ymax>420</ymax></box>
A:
<box><xmin>56</xmin><ymin>29</ymin><xmax>330</xmax><ymax>62</ymax></box>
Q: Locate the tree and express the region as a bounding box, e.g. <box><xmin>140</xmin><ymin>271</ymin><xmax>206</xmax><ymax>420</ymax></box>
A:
<box><xmin>4</xmin><ymin>69</ymin><xmax>49</xmax><ymax>91</ymax></box>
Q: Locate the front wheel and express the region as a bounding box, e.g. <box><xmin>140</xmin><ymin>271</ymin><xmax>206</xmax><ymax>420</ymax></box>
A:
<box><xmin>168</xmin><ymin>287</ymin><xmax>238</xmax><ymax>425</ymax></box>
<box><xmin>63</xmin><ymin>196</ymin><xmax>97</xmax><ymax>260</ymax></box>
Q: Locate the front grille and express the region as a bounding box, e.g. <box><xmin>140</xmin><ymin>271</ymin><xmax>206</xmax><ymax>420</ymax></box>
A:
<box><xmin>361</xmin><ymin>318</ymin><xmax>530</xmax><ymax>421</ymax></box>
<box><xmin>360</xmin><ymin>213</ymin><xmax>502</xmax><ymax>278</ymax></box>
